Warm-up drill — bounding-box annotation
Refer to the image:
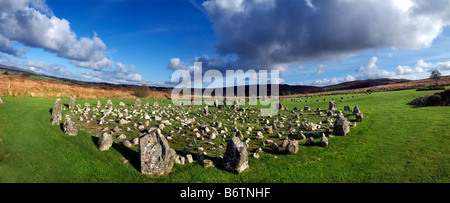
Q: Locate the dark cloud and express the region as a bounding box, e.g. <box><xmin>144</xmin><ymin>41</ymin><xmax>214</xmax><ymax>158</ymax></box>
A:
<box><xmin>186</xmin><ymin>0</ymin><xmax>450</xmax><ymax>71</ymax></box>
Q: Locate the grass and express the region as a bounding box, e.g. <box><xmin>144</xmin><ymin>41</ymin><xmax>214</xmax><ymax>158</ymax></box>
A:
<box><xmin>0</xmin><ymin>88</ymin><xmax>448</xmax><ymax>183</ymax></box>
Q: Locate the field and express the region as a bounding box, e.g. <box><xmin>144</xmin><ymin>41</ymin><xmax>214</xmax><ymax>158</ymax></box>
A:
<box><xmin>0</xmin><ymin>88</ymin><xmax>448</xmax><ymax>183</ymax></box>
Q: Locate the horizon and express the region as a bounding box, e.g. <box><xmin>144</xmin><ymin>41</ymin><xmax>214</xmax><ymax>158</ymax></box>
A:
<box><xmin>0</xmin><ymin>0</ymin><xmax>449</xmax><ymax>88</ymax></box>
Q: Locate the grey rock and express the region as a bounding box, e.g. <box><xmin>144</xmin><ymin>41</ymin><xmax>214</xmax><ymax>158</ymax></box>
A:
<box><xmin>329</xmin><ymin>101</ymin><xmax>338</xmax><ymax>111</ymax></box>
<box><xmin>69</xmin><ymin>96</ymin><xmax>75</xmax><ymax>109</ymax></box>
<box><xmin>98</xmin><ymin>133</ymin><xmax>113</xmax><ymax>151</ymax></box>
<box><xmin>223</xmin><ymin>137</ymin><xmax>249</xmax><ymax>173</ymax></box>
<box><xmin>286</xmin><ymin>140</ymin><xmax>299</xmax><ymax>154</ymax></box>
<box><xmin>51</xmin><ymin>98</ymin><xmax>62</xmax><ymax>125</ymax></box>
<box><xmin>334</xmin><ymin>115</ymin><xmax>350</xmax><ymax>136</ymax></box>
<box><xmin>139</xmin><ymin>129</ymin><xmax>176</xmax><ymax>176</ymax></box>
<box><xmin>63</xmin><ymin>119</ymin><xmax>78</xmax><ymax>136</ymax></box>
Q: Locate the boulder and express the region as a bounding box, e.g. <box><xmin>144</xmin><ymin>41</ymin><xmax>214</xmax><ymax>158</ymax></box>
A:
<box><xmin>98</xmin><ymin>133</ymin><xmax>113</xmax><ymax>151</ymax></box>
<box><xmin>355</xmin><ymin>112</ymin><xmax>363</xmax><ymax>122</ymax></box>
<box><xmin>344</xmin><ymin>105</ymin><xmax>351</xmax><ymax>111</ymax></box>
<box><xmin>223</xmin><ymin>137</ymin><xmax>249</xmax><ymax>173</ymax></box>
<box><xmin>0</xmin><ymin>97</ymin><xmax>4</xmax><ymax>103</ymax></box>
<box><xmin>139</xmin><ymin>129</ymin><xmax>176</xmax><ymax>176</ymax></box>
<box><xmin>106</xmin><ymin>100</ymin><xmax>113</xmax><ymax>106</ymax></box>
<box><xmin>353</xmin><ymin>106</ymin><xmax>361</xmax><ymax>115</ymax></box>
<box><xmin>63</xmin><ymin>119</ymin><xmax>78</xmax><ymax>136</ymax></box>
<box><xmin>334</xmin><ymin>115</ymin><xmax>350</xmax><ymax>136</ymax></box>
<box><xmin>51</xmin><ymin>98</ymin><xmax>62</xmax><ymax>125</ymax></box>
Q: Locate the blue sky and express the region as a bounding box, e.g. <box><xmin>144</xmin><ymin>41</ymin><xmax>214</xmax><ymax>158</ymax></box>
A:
<box><xmin>0</xmin><ymin>0</ymin><xmax>449</xmax><ymax>87</ymax></box>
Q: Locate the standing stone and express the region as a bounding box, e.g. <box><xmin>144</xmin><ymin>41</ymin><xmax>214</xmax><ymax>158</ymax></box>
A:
<box><xmin>98</xmin><ymin>133</ymin><xmax>113</xmax><ymax>151</ymax></box>
<box><xmin>0</xmin><ymin>97</ymin><xmax>3</xmax><ymax>103</ymax></box>
<box><xmin>353</xmin><ymin>106</ymin><xmax>361</xmax><ymax>115</ymax></box>
<box><xmin>334</xmin><ymin>115</ymin><xmax>350</xmax><ymax>136</ymax></box>
<box><xmin>232</xmin><ymin>98</ymin><xmax>239</xmax><ymax>110</ymax></box>
<box><xmin>69</xmin><ymin>96</ymin><xmax>75</xmax><ymax>109</ymax></box>
<box><xmin>96</xmin><ymin>100</ymin><xmax>101</xmax><ymax>107</ymax></box>
<box><xmin>344</xmin><ymin>105</ymin><xmax>351</xmax><ymax>111</ymax></box>
<box><xmin>286</xmin><ymin>140</ymin><xmax>299</xmax><ymax>154</ymax></box>
<box><xmin>134</xmin><ymin>99</ymin><xmax>142</xmax><ymax>107</ymax></box>
<box><xmin>106</xmin><ymin>100</ymin><xmax>113</xmax><ymax>106</ymax></box>
<box><xmin>355</xmin><ymin>112</ymin><xmax>363</xmax><ymax>122</ymax></box>
<box><xmin>51</xmin><ymin>98</ymin><xmax>62</xmax><ymax>125</ymax></box>
<box><xmin>329</xmin><ymin>101</ymin><xmax>337</xmax><ymax>111</ymax></box>
<box><xmin>320</xmin><ymin>133</ymin><xmax>328</xmax><ymax>147</ymax></box>
<box><xmin>203</xmin><ymin>105</ymin><xmax>209</xmax><ymax>115</ymax></box>
<box><xmin>223</xmin><ymin>137</ymin><xmax>249</xmax><ymax>173</ymax></box>
<box><xmin>63</xmin><ymin>119</ymin><xmax>78</xmax><ymax>136</ymax></box>
<box><xmin>153</xmin><ymin>101</ymin><xmax>159</xmax><ymax>107</ymax></box>
<box><xmin>304</xmin><ymin>106</ymin><xmax>311</xmax><ymax>111</ymax></box>
<box><xmin>139</xmin><ymin>129</ymin><xmax>176</xmax><ymax>176</ymax></box>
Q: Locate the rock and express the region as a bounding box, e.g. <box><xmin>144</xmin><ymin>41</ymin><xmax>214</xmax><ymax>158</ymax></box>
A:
<box><xmin>186</xmin><ymin>154</ymin><xmax>194</xmax><ymax>163</ymax></box>
<box><xmin>106</xmin><ymin>100</ymin><xmax>113</xmax><ymax>106</ymax></box>
<box><xmin>119</xmin><ymin>119</ymin><xmax>127</xmax><ymax>125</ymax></box>
<box><xmin>98</xmin><ymin>133</ymin><xmax>113</xmax><ymax>151</ymax></box>
<box><xmin>134</xmin><ymin>99</ymin><xmax>142</xmax><ymax>107</ymax></box>
<box><xmin>334</xmin><ymin>115</ymin><xmax>350</xmax><ymax>136</ymax></box>
<box><xmin>253</xmin><ymin>153</ymin><xmax>260</xmax><ymax>159</ymax></box>
<box><xmin>255</xmin><ymin>131</ymin><xmax>264</xmax><ymax>140</ymax></box>
<box><xmin>344</xmin><ymin>105</ymin><xmax>351</xmax><ymax>111</ymax></box>
<box><xmin>139</xmin><ymin>129</ymin><xmax>176</xmax><ymax>176</ymax></box>
<box><xmin>329</xmin><ymin>101</ymin><xmax>337</xmax><ymax>111</ymax></box>
<box><xmin>117</xmin><ymin>134</ymin><xmax>127</xmax><ymax>140</ymax></box>
<box><xmin>306</xmin><ymin>137</ymin><xmax>314</xmax><ymax>146</ymax></box>
<box><xmin>304</xmin><ymin>122</ymin><xmax>317</xmax><ymax>131</ymax></box>
<box><xmin>131</xmin><ymin>138</ymin><xmax>139</xmax><ymax>145</ymax></box>
<box><xmin>175</xmin><ymin>156</ymin><xmax>186</xmax><ymax>165</ymax></box>
<box><xmin>63</xmin><ymin>119</ymin><xmax>78</xmax><ymax>136</ymax></box>
<box><xmin>119</xmin><ymin>102</ymin><xmax>125</xmax><ymax>107</ymax></box>
<box><xmin>320</xmin><ymin>134</ymin><xmax>328</xmax><ymax>147</ymax></box>
<box><xmin>123</xmin><ymin>140</ymin><xmax>132</xmax><ymax>148</ymax></box>
<box><xmin>203</xmin><ymin>159</ymin><xmax>215</xmax><ymax>168</ymax></box>
<box><xmin>355</xmin><ymin>112</ymin><xmax>363</xmax><ymax>122</ymax></box>
<box><xmin>203</xmin><ymin>105</ymin><xmax>209</xmax><ymax>115</ymax></box>
<box><xmin>0</xmin><ymin>97</ymin><xmax>4</xmax><ymax>103</ymax></box>
<box><xmin>286</xmin><ymin>140</ymin><xmax>299</xmax><ymax>154</ymax></box>
<box><xmin>304</xmin><ymin>106</ymin><xmax>311</xmax><ymax>111</ymax></box>
<box><xmin>69</xmin><ymin>96</ymin><xmax>75</xmax><ymax>109</ymax></box>
<box><xmin>353</xmin><ymin>106</ymin><xmax>361</xmax><ymax>115</ymax></box>
<box><xmin>223</xmin><ymin>137</ymin><xmax>249</xmax><ymax>173</ymax></box>
<box><xmin>51</xmin><ymin>98</ymin><xmax>62</xmax><ymax>125</ymax></box>
<box><xmin>153</xmin><ymin>101</ymin><xmax>159</xmax><ymax>107</ymax></box>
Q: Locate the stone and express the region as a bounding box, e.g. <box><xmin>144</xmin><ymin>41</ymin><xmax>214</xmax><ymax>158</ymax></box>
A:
<box><xmin>139</xmin><ymin>129</ymin><xmax>176</xmax><ymax>176</ymax></box>
<box><xmin>203</xmin><ymin>159</ymin><xmax>215</xmax><ymax>168</ymax></box>
<box><xmin>329</xmin><ymin>101</ymin><xmax>337</xmax><ymax>111</ymax></box>
<box><xmin>106</xmin><ymin>100</ymin><xmax>113</xmax><ymax>106</ymax></box>
<box><xmin>186</xmin><ymin>154</ymin><xmax>194</xmax><ymax>163</ymax></box>
<box><xmin>153</xmin><ymin>101</ymin><xmax>159</xmax><ymax>107</ymax></box>
<box><xmin>256</xmin><ymin>131</ymin><xmax>264</xmax><ymax>140</ymax></box>
<box><xmin>223</xmin><ymin>137</ymin><xmax>249</xmax><ymax>173</ymax></box>
<box><xmin>123</xmin><ymin>140</ymin><xmax>132</xmax><ymax>148</ymax></box>
<box><xmin>0</xmin><ymin>97</ymin><xmax>4</xmax><ymax>104</ymax></box>
<box><xmin>134</xmin><ymin>99</ymin><xmax>142</xmax><ymax>107</ymax></box>
<box><xmin>334</xmin><ymin>115</ymin><xmax>350</xmax><ymax>136</ymax></box>
<box><xmin>203</xmin><ymin>105</ymin><xmax>209</xmax><ymax>115</ymax></box>
<box><xmin>119</xmin><ymin>102</ymin><xmax>125</xmax><ymax>107</ymax></box>
<box><xmin>304</xmin><ymin>106</ymin><xmax>311</xmax><ymax>111</ymax></box>
<box><xmin>51</xmin><ymin>98</ymin><xmax>62</xmax><ymax>125</ymax></box>
<box><xmin>320</xmin><ymin>133</ymin><xmax>328</xmax><ymax>147</ymax></box>
<box><xmin>353</xmin><ymin>106</ymin><xmax>361</xmax><ymax>115</ymax></box>
<box><xmin>344</xmin><ymin>105</ymin><xmax>351</xmax><ymax>111</ymax></box>
<box><xmin>69</xmin><ymin>96</ymin><xmax>75</xmax><ymax>109</ymax></box>
<box><xmin>355</xmin><ymin>112</ymin><xmax>363</xmax><ymax>122</ymax></box>
<box><xmin>63</xmin><ymin>119</ymin><xmax>78</xmax><ymax>136</ymax></box>
<box><xmin>306</xmin><ymin>137</ymin><xmax>314</xmax><ymax>146</ymax></box>
<box><xmin>117</xmin><ymin>134</ymin><xmax>127</xmax><ymax>140</ymax></box>
<box><xmin>253</xmin><ymin>153</ymin><xmax>260</xmax><ymax>159</ymax></box>
<box><xmin>286</xmin><ymin>140</ymin><xmax>299</xmax><ymax>154</ymax></box>
<box><xmin>119</xmin><ymin>119</ymin><xmax>128</xmax><ymax>125</ymax></box>
<box><xmin>98</xmin><ymin>133</ymin><xmax>113</xmax><ymax>151</ymax></box>
<box><xmin>304</xmin><ymin>122</ymin><xmax>317</xmax><ymax>131</ymax></box>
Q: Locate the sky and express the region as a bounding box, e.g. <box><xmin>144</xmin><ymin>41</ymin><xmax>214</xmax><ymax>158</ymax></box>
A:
<box><xmin>0</xmin><ymin>0</ymin><xmax>449</xmax><ymax>87</ymax></box>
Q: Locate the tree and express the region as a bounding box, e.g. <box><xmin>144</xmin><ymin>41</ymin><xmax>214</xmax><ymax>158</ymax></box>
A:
<box><xmin>430</xmin><ymin>70</ymin><xmax>442</xmax><ymax>86</ymax></box>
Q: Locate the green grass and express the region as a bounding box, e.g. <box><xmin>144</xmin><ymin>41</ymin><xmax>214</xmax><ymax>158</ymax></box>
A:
<box><xmin>0</xmin><ymin>88</ymin><xmax>448</xmax><ymax>183</ymax></box>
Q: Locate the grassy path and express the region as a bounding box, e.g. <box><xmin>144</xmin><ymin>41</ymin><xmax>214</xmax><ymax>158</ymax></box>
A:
<box><xmin>0</xmin><ymin>89</ymin><xmax>448</xmax><ymax>182</ymax></box>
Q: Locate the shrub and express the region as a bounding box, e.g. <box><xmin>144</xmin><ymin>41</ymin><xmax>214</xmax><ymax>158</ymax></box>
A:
<box><xmin>133</xmin><ymin>85</ymin><xmax>151</xmax><ymax>98</ymax></box>
<box><xmin>427</xmin><ymin>94</ymin><xmax>442</xmax><ymax>106</ymax></box>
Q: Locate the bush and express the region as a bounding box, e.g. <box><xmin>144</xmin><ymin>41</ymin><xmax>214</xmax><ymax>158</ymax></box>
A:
<box><xmin>427</xmin><ymin>94</ymin><xmax>442</xmax><ymax>106</ymax></box>
<box><xmin>133</xmin><ymin>85</ymin><xmax>150</xmax><ymax>98</ymax></box>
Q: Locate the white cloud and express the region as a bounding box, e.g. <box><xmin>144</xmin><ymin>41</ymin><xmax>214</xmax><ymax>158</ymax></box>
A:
<box><xmin>316</xmin><ymin>64</ymin><xmax>326</xmax><ymax>75</ymax></box>
<box><xmin>356</xmin><ymin>57</ymin><xmax>395</xmax><ymax>79</ymax></box>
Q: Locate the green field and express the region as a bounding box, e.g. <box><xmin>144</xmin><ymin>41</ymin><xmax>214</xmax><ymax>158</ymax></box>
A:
<box><xmin>0</xmin><ymin>88</ymin><xmax>448</xmax><ymax>183</ymax></box>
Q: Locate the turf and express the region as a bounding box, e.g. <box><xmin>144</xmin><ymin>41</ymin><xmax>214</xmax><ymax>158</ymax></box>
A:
<box><xmin>0</xmin><ymin>88</ymin><xmax>448</xmax><ymax>183</ymax></box>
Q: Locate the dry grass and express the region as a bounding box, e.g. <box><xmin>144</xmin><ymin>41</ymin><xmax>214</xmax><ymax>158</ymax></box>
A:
<box><xmin>0</xmin><ymin>75</ymin><xmax>168</xmax><ymax>99</ymax></box>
